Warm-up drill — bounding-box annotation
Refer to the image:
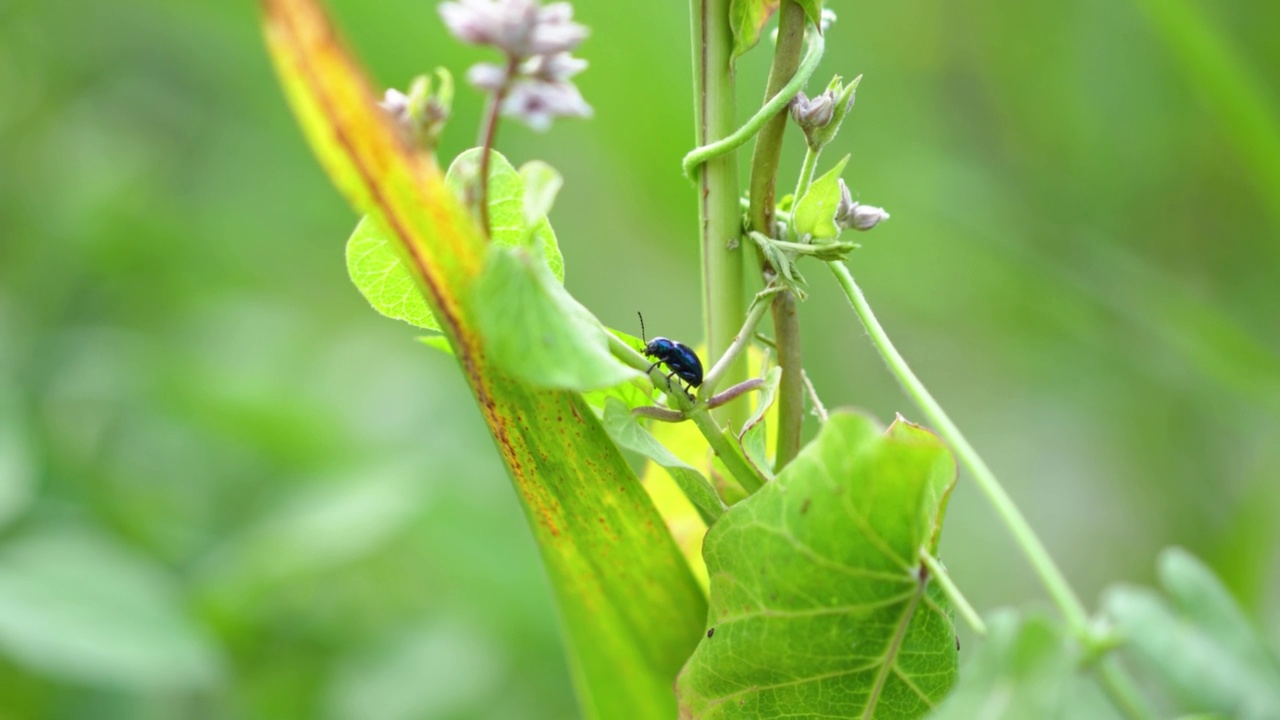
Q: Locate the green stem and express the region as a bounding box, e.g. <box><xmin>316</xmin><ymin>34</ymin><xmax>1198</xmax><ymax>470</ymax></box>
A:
<box><xmin>919</xmin><ymin>551</ymin><xmax>986</xmax><ymax>636</ymax></box>
<box><xmin>748</xmin><ymin>1</ymin><xmax>810</xmax><ymax>472</ymax></box>
<box><xmin>691</xmin><ymin>0</ymin><xmax>748</xmax><ymax>431</ymax></box>
<box><xmin>789</xmin><ymin>145</ymin><xmax>821</xmax><ymax>240</ymax></box>
<box><xmin>826</xmin><ymin>260</ymin><xmax>1089</xmax><ymax>628</ymax></box>
<box><xmin>682</xmin><ymin>20</ymin><xmax>823</xmax><ymax>177</ymax></box>
<box><xmin>801</xmin><ymin>369</ymin><xmax>828</xmax><ymax>422</ymax></box>
<box><xmin>1095</xmin><ymin>657</ymin><xmax>1155</xmax><ymax>720</ymax></box>
<box><xmin>608</xmin><ymin>333</ymin><xmax>768</xmax><ymax>494</ymax></box>
<box><xmin>700</xmin><ymin>287</ymin><xmax>776</xmax><ymax>396</ymax></box>
<box><xmin>826</xmin><ymin>260</ymin><xmax>1156</xmax><ymax>719</ymax></box>
<box><xmin>769</xmin><ymin>290</ymin><xmax>803</xmax><ymax>469</ymax></box>
<box><xmin>689</xmin><ymin>407</ymin><xmax>765</xmax><ymax>493</ymax></box>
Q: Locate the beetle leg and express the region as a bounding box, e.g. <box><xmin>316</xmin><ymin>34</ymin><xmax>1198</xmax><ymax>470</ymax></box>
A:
<box><xmin>645</xmin><ymin>361</ymin><xmax>661</xmax><ymax>375</ymax></box>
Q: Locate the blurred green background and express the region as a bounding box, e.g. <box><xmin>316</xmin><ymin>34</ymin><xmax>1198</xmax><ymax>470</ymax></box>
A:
<box><xmin>2</xmin><ymin>0</ymin><xmax>1278</xmax><ymax>717</ymax></box>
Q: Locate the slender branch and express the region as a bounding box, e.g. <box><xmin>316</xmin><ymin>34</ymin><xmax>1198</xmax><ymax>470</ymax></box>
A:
<box><xmin>826</xmin><ymin>262</ymin><xmax>1155</xmax><ymax>720</ymax></box>
<box><xmin>770</xmin><ymin>289</ymin><xmax>804</xmax><ymax>468</ymax></box>
<box><xmin>475</xmin><ymin>55</ymin><xmax>520</xmax><ymax>238</ymax></box>
<box><xmin>691</xmin><ymin>0</ymin><xmax>748</xmax><ymax>432</ymax></box>
<box><xmin>682</xmin><ymin>20</ymin><xmax>823</xmax><ymax>177</ymax></box>
<box><xmin>706</xmin><ymin>378</ymin><xmax>765</xmax><ymax>409</ymax></box>
<box><xmin>826</xmin><ymin>259</ymin><xmax>1090</xmax><ymax>630</ymax></box>
<box><xmin>1095</xmin><ymin>657</ymin><xmax>1155</xmax><ymax>720</ymax></box>
<box><xmin>689</xmin><ymin>407</ymin><xmax>765</xmax><ymax>493</ymax></box>
<box><xmin>920</xmin><ymin>551</ymin><xmax>986</xmax><ymax>636</ymax></box>
<box><xmin>789</xmin><ymin>145</ymin><xmax>821</xmax><ymax>240</ymax></box>
<box><xmin>747</xmin><ymin>1</ymin><xmax>811</xmax><ymax>472</ymax></box>
<box><xmin>801</xmin><ymin>369</ymin><xmax>828</xmax><ymax>422</ymax></box>
<box><xmin>608</xmin><ymin>331</ymin><xmax>767</xmax><ymax>492</ymax></box>
<box><xmin>700</xmin><ymin>288</ymin><xmax>776</xmax><ymax>395</ymax></box>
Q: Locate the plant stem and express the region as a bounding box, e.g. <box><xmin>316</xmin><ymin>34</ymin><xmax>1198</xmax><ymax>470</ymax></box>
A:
<box><xmin>700</xmin><ymin>287</ymin><xmax>775</xmax><ymax>395</ymax></box>
<box><xmin>826</xmin><ymin>261</ymin><xmax>1088</xmax><ymax>626</ymax></box>
<box><xmin>1095</xmin><ymin>657</ymin><xmax>1155</xmax><ymax>720</ymax></box>
<box><xmin>475</xmin><ymin>55</ymin><xmax>520</xmax><ymax>238</ymax></box>
<box><xmin>827</xmin><ymin>260</ymin><xmax>1154</xmax><ymax>720</ymax></box>
<box><xmin>789</xmin><ymin>145</ymin><xmax>821</xmax><ymax>240</ymax></box>
<box><xmin>747</xmin><ymin>0</ymin><xmax>809</xmax><ymax>472</ymax></box>
<box><xmin>801</xmin><ymin>369</ymin><xmax>828</xmax><ymax>422</ymax></box>
<box><xmin>919</xmin><ymin>551</ymin><xmax>986</xmax><ymax>636</ymax></box>
<box><xmin>608</xmin><ymin>332</ymin><xmax>767</xmax><ymax>493</ymax></box>
<box><xmin>769</xmin><ymin>290</ymin><xmax>803</xmax><ymax>468</ymax></box>
<box><xmin>689</xmin><ymin>407</ymin><xmax>765</xmax><ymax>493</ymax></box>
<box><xmin>691</xmin><ymin>0</ymin><xmax>748</xmax><ymax>432</ymax></box>
<box><xmin>683</xmin><ymin>24</ymin><xmax>823</xmax><ymax>177</ymax></box>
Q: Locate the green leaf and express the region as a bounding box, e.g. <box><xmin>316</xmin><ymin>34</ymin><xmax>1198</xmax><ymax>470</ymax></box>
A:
<box><xmin>519</xmin><ymin>160</ymin><xmax>563</xmax><ymax>228</ymax></box>
<box><xmin>796</xmin><ymin>0</ymin><xmax>823</xmax><ymax>28</ymax></box>
<box><xmin>416</xmin><ymin>334</ymin><xmax>454</xmax><ymax>355</ymax></box>
<box><xmin>602</xmin><ymin>398</ymin><xmax>725</xmax><ymax>524</ymax></box>
<box><xmin>447</xmin><ymin>149</ymin><xmax>565</xmax><ymax>281</ymax></box>
<box><xmin>265</xmin><ymin>4</ymin><xmax>708</xmax><ymax>717</ymax></box>
<box><xmin>794</xmin><ymin>154</ymin><xmax>850</xmax><ymax>240</ymax></box>
<box><xmin>676</xmin><ymin>412</ymin><xmax>959</xmax><ymax>718</ymax></box>
<box><xmin>927</xmin><ymin>611</ymin><xmax>1078</xmax><ymax>720</ymax></box>
<box><xmin>345</xmin><ymin>149</ymin><xmax>564</xmax><ymax>331</ymax></box>
<box><xmin>728</xmin><ymin>0</ymin><xmax>780</xmax><ymax>62</ymax></box>
<box><xmin>473</xmin><ymin>245</ymin><xmax>638</xmax><ymax>391</ymax></box>
<box><xmin>0</xmin><ymin>527</ymin><xmax>221</xmax><ymax>689</ymax></box>
<box><xmin>1104</xmin><ymin>548</ymin><xmax>1280</xmax><ymax>719</ymax></box>
<box><xmin>347</xmin><ymin>214</ymin><xmax>439</xmax><ymax>330</ymax></box>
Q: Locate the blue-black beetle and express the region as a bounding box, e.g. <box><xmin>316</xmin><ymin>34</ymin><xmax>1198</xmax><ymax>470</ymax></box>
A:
<box><xmin>638</xmin><ymin>312</ymin><xmax>704</xmax><ymax>390</ymax></box>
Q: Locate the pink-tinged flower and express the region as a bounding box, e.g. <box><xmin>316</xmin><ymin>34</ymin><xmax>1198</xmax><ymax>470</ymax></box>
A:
<box><xmin>521</xmin><ymin>51</ymin><xmax>587</xmax><ymax>82</ymax></box>
<box><xmin>501</xmin><ymin>79</ymin><xmax>592</xmax><ymax>131</ymax></box>
<box><xmin>528</xmin><ymin>2</ymin><xmax>587</xmax><ymax>55</ymax></box>
<box><xmin>466</xmin><ymin>63</ymin><xmax>509</xmax><ymax>92</ymax></box>
<box><xmin>439</xmin><ymin>0</ymin><xmax>585</xmax><ymax>58</ymax></box>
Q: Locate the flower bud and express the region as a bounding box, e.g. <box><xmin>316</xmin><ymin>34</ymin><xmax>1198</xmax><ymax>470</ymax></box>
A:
<box><xmin>847</xmin><ymin>204</ymin><xmax>890</xmax><ymax>231</ymax></box>
<box><xmin>790</xmin><ymin>91</ymin><xmax>834</xmax><ymax>131</ymax></box>
<box><xmin>801</xmin><ymin>74</ymin><xmax>860</xmax><ymax>150</ymax></box>
<box><xmin>379</xmin><ymin>69</ymin><xmax>454</xmax><ymax>151</ymax></box>
<box><xmin>834</xmin><ymin>179</ymin><xmax>889</xmax><ymax>231</ymax></box>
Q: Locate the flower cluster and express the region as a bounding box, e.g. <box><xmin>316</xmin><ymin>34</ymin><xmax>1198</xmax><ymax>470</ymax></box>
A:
<box><xmin>790</xmin><ymin>75</ymin><xmax>860</xmax><ymax>151</ymax></box>
<box><xmin>439</xmin><ymin>0</ymin><xmax>592</xmax><ymax>131</ymax></box>
<box><xmin>835</xmin><ymin>179</ymin><xmax>889</xmax><ymax>232</ymax></box>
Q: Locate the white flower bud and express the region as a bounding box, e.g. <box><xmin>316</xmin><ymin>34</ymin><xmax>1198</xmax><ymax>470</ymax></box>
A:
<box><xmin>848</xmin><ymin>204</ymin><xmax>889</xmax><ymax>231</ymax></box>
<box><xmin>834</xmin><ymin>179</ymin><xmax>889</xmax><ymax>231</ymax></box>
<box><xmin>790</xmin><ymin>91</ymin><xmax>835</xmax><ymax>130</ymax></box>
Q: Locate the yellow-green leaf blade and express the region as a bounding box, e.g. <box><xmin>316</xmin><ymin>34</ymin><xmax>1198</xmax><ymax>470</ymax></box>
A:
<box><xmin>261</xmin><ymin>2</ymin><xmax>709</xmax><ymax>718</ymax></box>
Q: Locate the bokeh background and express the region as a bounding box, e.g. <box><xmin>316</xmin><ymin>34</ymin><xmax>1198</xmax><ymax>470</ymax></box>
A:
<box><xmin>2</xmin><ymin>0</ymin><xmax>1278</xmax><ymax>717</ymax></box>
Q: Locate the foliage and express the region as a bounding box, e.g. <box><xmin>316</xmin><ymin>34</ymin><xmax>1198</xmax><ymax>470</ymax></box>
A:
<box><xmin>677</xmin><ymin>414</ymin><xmax>959</xmax><ymax>718</ymax></box>
<box><xmin>1</xmin><ymin>0</ymin><xmax>1277</xmax><ymax>717</ymax></box>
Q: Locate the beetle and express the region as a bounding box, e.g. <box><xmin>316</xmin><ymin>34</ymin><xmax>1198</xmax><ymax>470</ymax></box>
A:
<box><xmin>638</xmin><ymin>312</ymin><xmax>704</xmax><ymax>391</ymax></box>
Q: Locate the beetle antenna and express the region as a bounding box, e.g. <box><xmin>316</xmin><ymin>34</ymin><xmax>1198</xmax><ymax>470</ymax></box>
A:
<box><xmin>637</xmin><ymin>311</ymin><xmax>647</xmax><ymax>345</ymax></box>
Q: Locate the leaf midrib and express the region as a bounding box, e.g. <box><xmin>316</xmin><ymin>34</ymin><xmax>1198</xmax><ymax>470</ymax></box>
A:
<box><xmin>862</xmin><ymin>569</ymin><xmax>926</xmax><ymax>720</ymax></box>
